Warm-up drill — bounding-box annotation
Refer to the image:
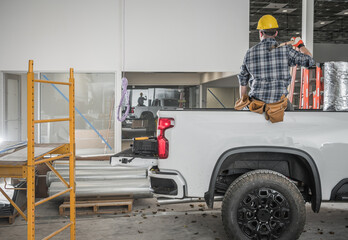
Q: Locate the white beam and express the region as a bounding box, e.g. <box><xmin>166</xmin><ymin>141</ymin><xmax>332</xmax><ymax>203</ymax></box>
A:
<box><xmin>199</xmin><ymin>85</ymin><xmax>203</xmax><ymax>108</ymax></box>
<box><xmin>0</xmin><ymin>73</ymin><xmax>3</xmax><ymax>140</ymax></box>
<box><xmin>302</xmin><ymin>0</ymin><xmax>314</xmax><ymax>54</ymax></box>
<box><xmin>115</xmin><ymin>71</ymin><xmax>122</xmax><ymax>153</ymax></box>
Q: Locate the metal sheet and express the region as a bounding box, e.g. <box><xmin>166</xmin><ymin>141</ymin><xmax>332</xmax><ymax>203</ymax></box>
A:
<box><xmin>52</xmin><ymin>165</ymin><xmax>146</xmax><ymax>171</ymax></box>
<box><xmin>0</xmin><ymin>141</ymin><xmax>27</xmax><ymax>155</ymax></box>
<box><xmin>46</xmin><ymin>169</ymin><xmax>147</xmax><ymax>186</ymax></box>
<box><xmin>0</xmin><ymin>178</ymin><xmax>14</xmax><ymax>205</ymax></box>
<box><xmin>0</xmin><ymin>145</ymin><xmax>63</xmax><ymax>162</ymax></box>
<box><xmin>48</xmin><ymin>169</ymin><xmax>146</xmax><ymax>177</ymax></box>
<box><xmin>48</xmin><ymin>179</ymin><xmax>152</xmax><ymax>200</ymax></box>
<box><xmin>53</xmin><ymin>160</ymin><xmax>110</xmax><ymax>166</ymax></box>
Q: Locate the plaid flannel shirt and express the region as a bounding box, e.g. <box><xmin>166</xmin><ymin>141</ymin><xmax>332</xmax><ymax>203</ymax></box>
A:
<box><xmin>238</xmin><ymin>38</ymin><xmax>315</xmax><ymax>103</ymax></box>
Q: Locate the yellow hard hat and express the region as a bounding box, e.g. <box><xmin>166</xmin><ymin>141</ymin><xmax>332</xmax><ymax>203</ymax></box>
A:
<box><xmin>257</xmin><ymin>15</ymin><xmax>279</xmax><ymax>30</ymax></box>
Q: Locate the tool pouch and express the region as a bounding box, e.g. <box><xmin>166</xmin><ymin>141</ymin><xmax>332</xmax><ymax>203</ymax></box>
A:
<box><xmin>234</xmin><ymin>94</ymin><xmax>250</xmax><ymax>110</ymax></box>
<box><xmin>249</xmin><ymin>99</ymin><xmax>265</xmax><ymax>114</ymax></box>
<box><xmin>264</xmin><ymin>96</ymin><xmax>288</xmax><ymax>123</ymax></box>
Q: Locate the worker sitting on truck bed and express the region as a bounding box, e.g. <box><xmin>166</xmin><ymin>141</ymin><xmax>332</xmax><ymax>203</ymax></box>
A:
<box><xmin>235</xmin><ymin>14</ymin><xmax>315</xmax><ymax>123</ymax></box>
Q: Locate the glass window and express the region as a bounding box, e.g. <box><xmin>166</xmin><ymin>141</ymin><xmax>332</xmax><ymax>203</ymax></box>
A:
<box><xmin>131</xmin><ymin>89</ymin><xmax>149</xmax><ymax>107</ymax></box>
<box><xmin>121</xmin><ymin>85</ymin><xmax>200</xmax><ymax>150</ymax></box>
<box><xmin>40</xmin><ymin>73</ymin><xmax>115</xmax><ymax>156</ymax></box>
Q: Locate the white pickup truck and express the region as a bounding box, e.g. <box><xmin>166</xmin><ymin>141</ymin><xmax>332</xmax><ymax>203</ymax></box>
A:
<box><xmin>132</xmin><ymin>98</ymin><xmax>179</xmax><ymax>119</ymax></box>
<box><xmin>112</xmin><ymin>109</ymin><xmax>348</xmax><ymax>240</ymax></box>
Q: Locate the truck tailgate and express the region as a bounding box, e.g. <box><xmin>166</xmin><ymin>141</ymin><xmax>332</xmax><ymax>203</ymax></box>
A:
<box><xmin>110</xmin><ymin>148</ymin><xmax>158</xmax><ymax>168</ymax></box>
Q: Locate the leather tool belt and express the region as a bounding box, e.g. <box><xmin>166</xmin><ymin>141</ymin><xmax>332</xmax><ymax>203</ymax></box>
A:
<box><xmin>235</xmin><ymin>95</ymin><xmax>288</xmax><ymax>123</ymax></box>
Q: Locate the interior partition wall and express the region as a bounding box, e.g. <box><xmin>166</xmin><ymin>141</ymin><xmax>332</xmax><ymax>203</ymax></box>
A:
<box><xmin>0</xmin><ymin>0</ymin><xmax>250</xmax><ymax>155</ymax></box>
<box><xmin>0</xmin><ymin>71</ymin><xmax>119</xmax><ymax>156</ymax></box>
<box><xmin>40</xmin><ymin>73</ymin><xmax>116</xmax><ymax>156</ymax></box>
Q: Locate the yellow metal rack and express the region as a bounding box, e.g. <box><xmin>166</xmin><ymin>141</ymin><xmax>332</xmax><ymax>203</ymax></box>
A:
<box><xmin>0</xmin><ymin>60</ymin><xmax>76</xmax><ymax>239</ymax></box>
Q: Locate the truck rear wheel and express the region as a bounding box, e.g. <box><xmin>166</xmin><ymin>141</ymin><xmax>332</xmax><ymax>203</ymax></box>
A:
<box><xmin>221</xmin><ymin>169</ymin><xmax>306</xmax><ymax>240</ymax></box>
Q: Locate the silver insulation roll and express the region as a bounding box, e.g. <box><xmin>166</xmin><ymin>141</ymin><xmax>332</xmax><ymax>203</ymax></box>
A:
<box><xmin>55</xmin><ymin>160</ymin><xmax>110</xmax><ymax>165</ymax></box>
<box><xmin>48</xmin><ymin>179</ymin><xmax>152</xmax><ymax>200</ymax></box>
<box><xmin>53</xmin><ymin>166</ymin><xmax>146</xmax><ymax>171</ymax></box>
<box><xmin>46</xmin><ymin>169</ymin><xmax>147</xmax><ymax>186</ymax></box>
<box><xmin>324</xmin><ymin>62</ymin><xmax>348</xmax><ymax>111</ymax></box>
<box><xmin>52</xmin><ymin>161</ymin><xmax>110</xmax><ymax>170</ymax></box>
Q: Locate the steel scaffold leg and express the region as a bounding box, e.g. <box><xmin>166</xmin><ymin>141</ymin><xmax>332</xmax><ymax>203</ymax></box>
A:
<box><xmin>27</xmin><ymin>60</ymin><xmax>36</xmax><ymax>239</ymax></box>
<box><xmin>69</xmin><ymin>68</ymin><xmax>76</xmax><ymax>239</ymax></box>
<box><xmin>24</xmin><ymin>60</ymin><xmax>76</xmax><ymax>240</ymax></box>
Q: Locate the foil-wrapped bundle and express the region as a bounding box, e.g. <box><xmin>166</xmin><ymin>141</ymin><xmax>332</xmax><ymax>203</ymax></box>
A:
<box><xmin>324</xmin><ymin>62</ymin><xmax>348</xmax><ymax>111</ymax></box>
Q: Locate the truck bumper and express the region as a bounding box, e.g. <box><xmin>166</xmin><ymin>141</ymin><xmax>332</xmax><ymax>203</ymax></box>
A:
<box><xmin>149</xmin><ymin>170</ymin><xmax>186</xmax><ymax>199</ymax></box>
<box><xmin>110</xmin><ymin>148</ymin><xmax>187</xmax><ymax>199</ymax></box>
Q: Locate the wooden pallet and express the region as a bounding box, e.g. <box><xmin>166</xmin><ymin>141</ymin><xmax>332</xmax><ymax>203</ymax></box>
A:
<box><xmin>0</xmin><ymin>212</ymin><xmax>19</xmax><ymax>224</ymax></box>
<box><xmin>0</xmin><ymin>203</ymin><xmax>26</xmax><ymax>224</ymax></box>
<box><xmin>59</xmin><ymin>198</ymin><xmax>133</xmax><ymax>216</ymax></box>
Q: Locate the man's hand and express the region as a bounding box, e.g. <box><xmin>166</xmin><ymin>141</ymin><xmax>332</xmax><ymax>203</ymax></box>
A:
<box><xmin>290</xmin><ymin>36</ymin><xmax>313</xmax><ymax>57</ymax></box>
<box><xmin>239</xmin><ymin>85</ymin><xmax>248</xmax><ymax>98</ymax></box>
<box><xmin>290</xmin><ymin>37</ymin><xmax>304</xmax><ymax>48</ymax></box>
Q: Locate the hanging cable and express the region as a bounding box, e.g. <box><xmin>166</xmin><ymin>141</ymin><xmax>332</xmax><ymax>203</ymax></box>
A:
<box><xmin>122</xmin><ymin>0</ymin><xmax>126</xmax><ymax>78</ymax></box>
<box><xmin>117</xmin><ymin>0</ymin><xmax>130</xmax><ymax>122</ymax></box>
<box><xmin>117</xmin><ymin>77</ymin><xmax>130</xmax><ymax>122</ymax></box>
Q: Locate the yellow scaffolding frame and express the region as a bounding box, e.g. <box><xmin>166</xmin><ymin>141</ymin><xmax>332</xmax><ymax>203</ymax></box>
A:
<box><xmin>0</xmin><ymin>60</ymin><xmax>76</xmax><ymax>240</ymax></box>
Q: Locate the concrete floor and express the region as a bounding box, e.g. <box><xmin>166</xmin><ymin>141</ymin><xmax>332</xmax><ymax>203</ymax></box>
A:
<box><xmin>0</xmin><ymin>199</ymin><xmax>347</xmax><ymax>240</ymax></box>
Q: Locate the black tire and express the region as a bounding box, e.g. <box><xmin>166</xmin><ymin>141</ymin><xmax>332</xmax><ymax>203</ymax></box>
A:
<box><xmin>140</xmin><ymin>111</ymin><xmax>154</xmax><ymax>120</ymax></box>
<box><xmin>221</xmin><ymin>170</ymin><xmax>306</xmax><ymax>240</ymax></box>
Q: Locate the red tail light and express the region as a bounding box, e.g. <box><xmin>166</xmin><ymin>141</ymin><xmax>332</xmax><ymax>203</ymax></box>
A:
<box><xmin>157</xmin><ymin>134</ymin><xmax>169</xmax><ymax>159</ymax></box>
<box><xmin>131</xmin><ymin>107</ymin><xmax>135</xmax><ymax>114</ymax></box>
<box><xmin>157</xmin><ymin>118</ymin><xmax>174</xmax><ymax>159</ymax></box>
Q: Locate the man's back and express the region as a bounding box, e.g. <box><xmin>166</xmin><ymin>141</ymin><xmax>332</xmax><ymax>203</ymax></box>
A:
<box><xmin>238</xmin><ymin>38</ymin><xmax>315</xmax><ymax>103</ymax></box>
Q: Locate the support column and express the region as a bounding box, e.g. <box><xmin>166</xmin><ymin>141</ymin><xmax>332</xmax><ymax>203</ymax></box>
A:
<box><xmin>0</xmin><ymin>73</ymin><xmax>3</xmax><ymax>138</ymax></box>
<box><xmin>199</xmin><ymin>85</ymin><xmax>203</xmax><ymax>108</ymax></box>
<box><xmin>115</xmin><ymin>71</ymin><xmax>122</xmax><ymax>153</ymax></box>
<box><xmin>116</xmin><ymin>0</ymin><xmax>125</xmax><ymax>153</ymax></box>
<box><xmin>302</xmin><ymin>0</ymin><xmax>314</xmax><ymax>54</ymax></box>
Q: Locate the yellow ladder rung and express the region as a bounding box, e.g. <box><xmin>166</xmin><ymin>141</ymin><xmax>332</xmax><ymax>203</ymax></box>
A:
<box><xmin>35</xmin><ymin>188</ymin><xmax>72</xmax><ymax>207</ymax></box>
<box><xmin>35</xmin><ymin>153</ymin><xmax>72</xmax><ymax>165</ymax></box>
<box><xmin>42</xmin><ymin>222</ymin><xmax>73</xmax><ymax>240</ymax></box>
<box><xmin>27</xmin><ymin>60</ymin><xmax>76</xmax><ymax>239</ymax></box>
<box><xmin>34</xmin><ymin>79</ymin><xmax>71</xmax><ymax>86</ymax></box>
<box><xmin>34</xmin><ymin>118</ymin><xmax>71</xmax><ymax>124</ymax></box>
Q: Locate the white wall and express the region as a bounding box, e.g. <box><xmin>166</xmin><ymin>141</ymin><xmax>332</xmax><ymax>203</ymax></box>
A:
<box><xmin>0</xmin><ymin>74</ymin><xmax>3</xmax><ymax>140</ymax></box>
<box><xmin>0</xmin><ymin>0</ymin><xmax>249</xmax><ymax>151</ymax></box>
<box><xmin>204</xmin><ymin>75</ymin><xmax>240</xmax><ymax>88</ymax></box>
<box><xmin>126</xmin><ymin>72</ymin><xmax>201</xmax><ymax>86</ymax></box>
<box><xmin>125</xmin><ymin>0</ymin><xmax>249</xmax><ymax>72</ymax></box>
<box><xmin>206</xmin><ymin>87</ymin><xmax>238</xmax><ymax>108</ymax></box>
<box><xmin>0</xmin><ymin>0</ymin><xmax>249</xmax><ymax>73</ymax></box>
<box><xmin>0</xmin><ymin>0</ymin><xmax>121</xmax><ymax>71</ymax></box>
<box><xmin>314</xmin><ymin>43</ymin><xmax>348</xmax><ymax>63</ymax></box>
